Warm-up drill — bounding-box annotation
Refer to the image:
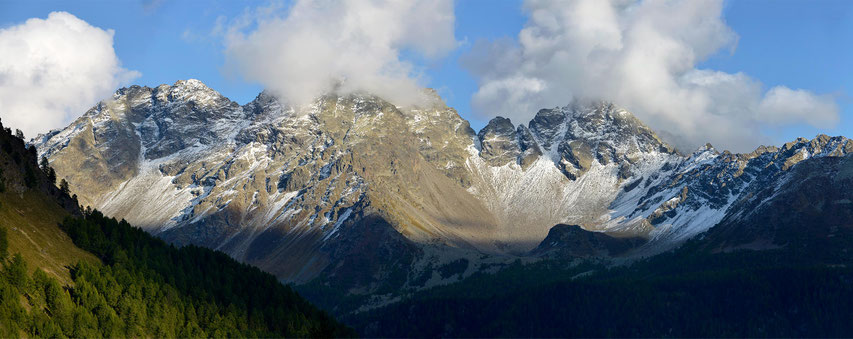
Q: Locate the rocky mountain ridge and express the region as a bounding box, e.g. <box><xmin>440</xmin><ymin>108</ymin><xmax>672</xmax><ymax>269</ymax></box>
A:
<box><xmin>35</xmin><ymin>80</ymin><xmax>852</xmax><ymax>300</ymax></box>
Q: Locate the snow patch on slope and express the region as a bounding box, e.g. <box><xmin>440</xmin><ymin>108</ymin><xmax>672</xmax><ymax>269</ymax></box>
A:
<box><xmin>97</xmin><ymin>169</ymin><xmax>195</xmax><ymax>232</ymax></box>
<box><xmin>465</xmin><ymin>143</ymin><xmax>676</xmax><ymax>252</ymax></box>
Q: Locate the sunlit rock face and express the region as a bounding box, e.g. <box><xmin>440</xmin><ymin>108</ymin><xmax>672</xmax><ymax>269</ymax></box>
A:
<box><xmin>477</xmin><ymin>116</ymin><xmax>520</xmax><ymax>167</ymax></box>
<box><xmin>37</xmin><ymin>79</ymin><xmax>853</xmax><ymax>295</ymax></box>
<box><xmin>475</xmin><ymin>116</ymin><xmax>544</xmax><ymax>170</ymax></box>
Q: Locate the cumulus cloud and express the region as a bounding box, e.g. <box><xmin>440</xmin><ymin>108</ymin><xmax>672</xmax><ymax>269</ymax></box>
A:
<box><xmin>463</xmin><ymin>0</ymin><xmax>839</xmax><ymax>152</ymax></box>
<box><xmin>757</xmin><ymin>87</ymin><xmax>839</xmax><ymax>128</ymax></box>
<box><xmin>0</xmin><ymin>12</ymin><xmax>140</xmax><ymax>137</ymax></box>
<box><xmin>223</xmin><ymin>0</ymin><xmax>457</xmax><ymax>108</ymax></box>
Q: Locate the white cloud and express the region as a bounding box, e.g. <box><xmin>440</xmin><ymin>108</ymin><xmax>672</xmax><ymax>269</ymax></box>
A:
<box><xmin>0</xmin><ymin>12</ymin><xmax>140</xmax><ymax>138</ymax></box>
<box><xmin>758</xmin><ymin>86</ymin><xmax>839</xmax><ymax>128</ymax></box>
<box><xmin>463</xmin><ymin>0</ymin><xmax>839</xmax><ymax>152</ymax></box>
<box><xmin>223</xmin><ymin>0</ymin><xmax>457</xmax><ymax>108</ymax></box>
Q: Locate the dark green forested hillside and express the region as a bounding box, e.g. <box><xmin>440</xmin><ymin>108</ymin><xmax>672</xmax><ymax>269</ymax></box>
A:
<box><xmin>55</xmin><ymin>210</ymin><xmax>353</xmax><ymax>337</ymax></box>
<box><xmin>0</xmin><ymin>119</ymin><xmax>353</xmax><ymax>338</ymax></box>
<box><xmin>352</xmin><ymin>247</ymin><xmax>853</xmax><ymax>337</ymax></box>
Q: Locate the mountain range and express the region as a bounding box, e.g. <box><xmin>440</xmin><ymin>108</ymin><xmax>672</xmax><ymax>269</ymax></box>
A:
<box><xmin>34</xmin><ymin>79</ymin><xmax>853</xmax><ymax>322</ymax></box>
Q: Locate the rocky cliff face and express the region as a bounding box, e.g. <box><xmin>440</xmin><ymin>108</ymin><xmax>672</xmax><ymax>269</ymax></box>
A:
<box><xmin>605</xmin><ymin>133</ymin><xmax>852</xmax><ymax>255</ymax></box>
<box><xmin>35</xmin><ymin>79</ymin><xmax>853</xmax><ymax>296</ymax></box>
<box><xmin>694</xmin><ymin>149</ymin><xmax>853</xmax><ymax>258</ymax></box>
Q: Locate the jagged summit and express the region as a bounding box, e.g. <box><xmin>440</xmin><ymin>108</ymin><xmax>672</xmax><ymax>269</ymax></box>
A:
<box><xmin>534</xmin><ymin>100</ymin><xmax>674</xmax><ymax>154</ymax></box>
<box><xmin>111</xmin><ymin>79</ymin><xmax>228</xmax><ymax>106</ymax></box>
<box><xmin>475</xmin><ymin>100</ymin><xmax>677</xmax><ymax>176</ymax></box>
<box><xmin>173</xmin><ymin>78</ymin><xmax>212</xmax><ymax>89</ymax></box>
<box><xmin>522</xmin><ymin>100</ymin><xmax>677</xmax><ymax>179</ymax></box>
<box><xmin>477</xmin><ymin>116</ymin><xmax>521</xmax><ymax>167</ymax></box>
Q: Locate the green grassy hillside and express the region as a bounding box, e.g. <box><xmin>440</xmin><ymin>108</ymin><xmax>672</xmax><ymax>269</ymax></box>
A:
<box><xmin>0</xmin><ymin>190</ymin><xmax>97</xmax><ymax>283</ymax></box>
<box><xmin>0</xmin><ymin>120</ymin><xmax>97</xmax><ymax>284</ymax></box>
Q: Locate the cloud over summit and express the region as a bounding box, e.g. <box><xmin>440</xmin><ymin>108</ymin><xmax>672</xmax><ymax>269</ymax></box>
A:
<box><xmin>224</xmin><ymin>0</ymin><xmax>457</xmax><ymax>108</ymax></box>
<box><xmin>463</xmin><ymin>0</ymin><xmax>839</xmax><ymax>152</ymax></box>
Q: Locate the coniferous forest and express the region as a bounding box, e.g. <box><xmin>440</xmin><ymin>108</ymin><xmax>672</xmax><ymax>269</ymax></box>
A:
<box><xmin>351</xmin><ymin>240</ymin><xmax>853</xmax><ymax>337</ymax></box>
<box><xmin>0</xmin><ymin>212</ymin><xmax>353</xmax><ymax>338</ymax></box>
<box><xmin>0</xmin><ymin>211</ymin><xmax>353</xmax><ymax>338</ymax></box>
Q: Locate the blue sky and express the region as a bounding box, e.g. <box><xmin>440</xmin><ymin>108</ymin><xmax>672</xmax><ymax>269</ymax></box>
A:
<box><xmin>701</xmin><ymin>0</ymin><xmax>853</xmax><ymax>144</ymax></box>
<box><xmin>1</xmin><ymin>0</ymin><xmax>851</xmax><ymax>151</ymax></box>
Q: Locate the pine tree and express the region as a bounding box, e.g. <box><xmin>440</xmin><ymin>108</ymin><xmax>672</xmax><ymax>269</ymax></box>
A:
<box><xmin>24</xmin><ymin>165</ymin><xmax>38</xmax><ymax>188</ymax></box>
<box><xmin>14</xmin><ymin>129</ymin><xmax>24</xmax><ymax>140</ymax></box>
<box><xmin>6</xmin><ymin>254</ymin><xmax>28</xmax><ymax>288</ymax></box>
<box><xmin>60</xmin><ymin>179</ymin><xmax>70</xmax><ymax>195</ymax></box>
<box><xmin>0</xmin><ymin>226</ymin><xmax>7</xmax><ymax>259</ymax></box>
<box><xmin>40</xmin><ymin>157</ymin><xmax>57</xmax><ymax>185</ymax></box>
<box><xmin>40</xmin><ymin>157</ymin><xmax>50</xmax><ymax>174</ymax></box>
